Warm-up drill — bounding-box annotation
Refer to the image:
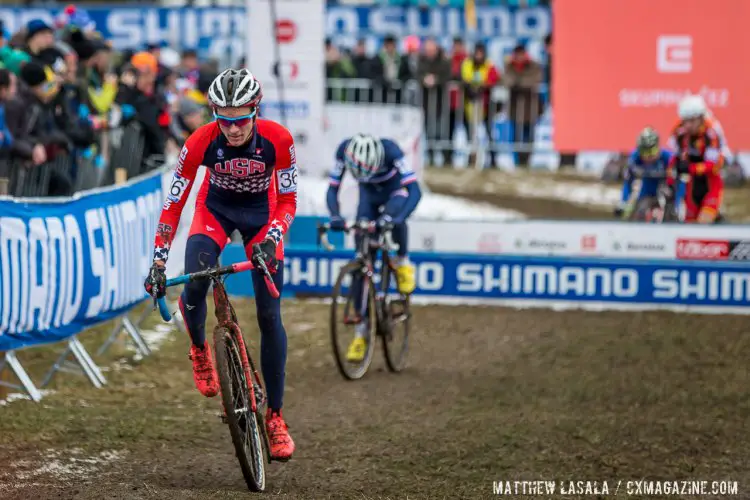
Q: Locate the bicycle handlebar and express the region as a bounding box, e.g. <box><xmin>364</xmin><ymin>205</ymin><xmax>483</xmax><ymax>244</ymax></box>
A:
<box><xmin>153</xmin><ymin>244</ymin><xmax>279</xmax><ymax>322</ymax></box>
<box><xmin>317</xmin><ymin>221</ymin><xmax>399</xmax><ymax>252</ymax></box>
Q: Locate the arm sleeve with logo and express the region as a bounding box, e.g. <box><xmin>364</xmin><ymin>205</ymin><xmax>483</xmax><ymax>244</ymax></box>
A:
<box><xmin>383</xmin><ymin>139</ymin><xmax>421</xmax><ymax>222</ymax></box>
<box><xmin>153</xmin><ymin>124</ymin><xmax>212</xmax><ymax>263</ymax></box>
<box><xmin>326</xmin><ymin>139</ymin><xmax>348</xmax><ymax>217</ymax></box>
<box><xmin>263</xmin><ymin>125</ymin><xmax>298</xmax><ymax>245</ymax></box>
<box><xmin>691</xmin><ymin>128</ymin><xmax>724</xmax><ymax>176</ymax></box>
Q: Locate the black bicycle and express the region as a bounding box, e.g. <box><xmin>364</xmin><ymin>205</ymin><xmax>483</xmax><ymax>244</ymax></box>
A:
<box><xmin>318</xmin><ymin>221</ymin><xmax>411</xmax><ymax>380</ymax></box>
<box><xmin>155</xmin><ymin>245</ymin><xmax>279</xmax><ymax>492</ymax></box>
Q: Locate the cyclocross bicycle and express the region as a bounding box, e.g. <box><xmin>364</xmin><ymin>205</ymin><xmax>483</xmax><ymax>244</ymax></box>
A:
<box><xmin>154</xmin><ymin>244</ymin><xmax>278</xmax><ymax>492</ymax></box>
<box><xmin>318</xmin><ymin>220</ymin><xmax>411</xmax><ymax>380</ymax></box>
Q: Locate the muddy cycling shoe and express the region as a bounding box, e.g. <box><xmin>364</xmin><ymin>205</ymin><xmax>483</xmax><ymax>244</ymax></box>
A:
<box><xmin>189</xmin><ymin>344</ymin><xmax>220</xmax><ymax>397</ymax></box>
<box><xmin>396</xmin><ymin>262</ymin><xmax>416</xmax><ymax>295</ymax></box>
<box><xmin>346</xmin><ymin>337</ymin><xmax>368</xmax><ymax>362</ymax></box>
<box><xmin>266</xmin><ymin>409</ymin><xmax>295</xmax><ymax>461</ymax></box>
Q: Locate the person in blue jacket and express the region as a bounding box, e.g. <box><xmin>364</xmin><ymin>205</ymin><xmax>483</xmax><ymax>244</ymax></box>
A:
<box><xmin>327</xmin><ymin>134</ymin><xmax>422</xmax><ymax>361</ymax></box>
<box><xmin>614</xmin><ymin>127</ymin><xmax>672</xmax><ymax>220</ymax></box>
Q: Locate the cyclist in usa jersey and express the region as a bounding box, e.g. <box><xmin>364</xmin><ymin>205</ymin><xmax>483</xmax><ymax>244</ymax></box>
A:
<box><xmin>143</xmin><ymin>68</ymin><xmax>296</xmax><ymax>460</ymax></box>
<box><xmin>327</xmin><ymin>134</ymin><xmax>422</xmax><ymax>362</ymax></box>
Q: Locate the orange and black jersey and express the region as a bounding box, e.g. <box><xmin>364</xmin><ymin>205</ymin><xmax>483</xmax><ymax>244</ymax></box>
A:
<box><xmin>154</xmin><ymin>119</ymin><xmax>298</xmax><ymax>262</ymax></box>
<box><xmin>666</xmin><ymin>118</ymin><xmax>725</xmax><ymax>177</ymax></box>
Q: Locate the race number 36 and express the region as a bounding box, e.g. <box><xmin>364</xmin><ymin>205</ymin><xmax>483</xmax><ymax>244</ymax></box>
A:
<box><xmin>277</xmin><ymin>165</ymin><xmax>298</xmax><ymax>194</ymax></box>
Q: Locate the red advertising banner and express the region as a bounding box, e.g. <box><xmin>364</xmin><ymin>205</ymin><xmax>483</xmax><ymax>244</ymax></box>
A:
<box><xmin>553</xmin><ymin>0</ymin><xmax>750</xmax><ymax>151</ymax></box>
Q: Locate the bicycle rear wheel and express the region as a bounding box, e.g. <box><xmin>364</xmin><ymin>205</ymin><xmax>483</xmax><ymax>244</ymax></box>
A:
<box><xmin>214</xmin><ymin>327</ymin><xmax>267</xmax><ymax>492</ymax></box>
<box><xmin>380</xmin><ymin>261</ymin><xmax>411</xmax><ymax>372</ymax></box>
<box><xmin>330</xmin><ymin>261</ymin><xmax>376</xmax><ymax>380</ymax></box>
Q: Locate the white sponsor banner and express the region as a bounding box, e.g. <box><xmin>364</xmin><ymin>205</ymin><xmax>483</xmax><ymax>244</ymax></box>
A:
<box><xmin>322</xmin><ymin>103</ymin><xmax>424</xmax><ymax>219</ymax></box>
<box><xmin>246</xmin><ymin>0</ymin><xmax>326</xmax><ymax>175</ymax></box>
<box><xmin>404</xmin><ymin>219</ymin><xmax>750</xmax><ymax>259</ymax></box>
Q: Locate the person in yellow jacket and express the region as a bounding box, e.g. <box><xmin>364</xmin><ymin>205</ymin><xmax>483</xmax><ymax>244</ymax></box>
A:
<box><xmin>460</xmin><ymin>42</ymin><xmax>500</xmax><ymax>167</ymax></box>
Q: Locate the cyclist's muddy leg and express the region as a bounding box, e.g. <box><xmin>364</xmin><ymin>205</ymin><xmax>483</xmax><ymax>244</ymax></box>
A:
<box><xmin>383</xmin><ymin>190</ymin><xmax>408</xmax><ymax>259</ymax></box>
<box><xmin>352</xmin><ymin>185</ymin><xmax>377</xmax><ymax>323</ymax></box>
<box><xmin>252</xmin><ymin>265</ymin><xmax>286</xmax><ymax>411</ymax></box>
<box><xmin>181</xmin><ymin>234</ymin><xmax>222</xmax><ymax>348</ymax></box>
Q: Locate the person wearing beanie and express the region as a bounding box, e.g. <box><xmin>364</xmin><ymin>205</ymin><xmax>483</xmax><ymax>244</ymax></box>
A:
<box><xmin>0</xmin><ymin>69</ymin><xmax>15</xmax><ymax>155</ymax></box>
<box><xmin>115</xmin><ymin>52</ymin><xmax>168</xmax><ymax>161</ymax></box>
<box><xmin>170</xmin><ymin>94</ymin><xmax>207</xmax><ymax>145</ymax></box>
<box><xmin>24</xmin><ymin>19</ymin><xmax>55</xmax><ymax>60</ymax></box>
<box><xmin>0</xmin><ymin>20</ymin><xmax>31</xmax><ymax>76</ymax></box>
<box><xmin>7</xmin><ymin>61</ymin><xmax>75</xmax><ymax>195</ymax></box>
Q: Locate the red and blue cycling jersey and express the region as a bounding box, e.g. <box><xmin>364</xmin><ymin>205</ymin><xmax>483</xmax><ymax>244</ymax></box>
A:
<box><xmin>327</xmin><ymin>138</ymin><xmax>419</xmax><ymax>221</ymax></box>
<box><xmin>154</xmin><ymin>119</ymin><xmax>298</xmax><ymax>262</ymax></box>
<box><xmin>620</xmin><ymin>148</ymin><xmax>672</xmax><ymax>204</ymax></box>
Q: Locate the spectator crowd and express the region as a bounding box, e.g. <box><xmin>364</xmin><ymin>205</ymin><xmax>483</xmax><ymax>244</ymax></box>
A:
<box><xmin>0</xmin><ymin>4</ymin><xmax>553</xmax><ymax>197</ymax></box>
<box><xmin>0</xmin><ymin>5</ymin><xmax>218</xmax><ymax>198</ymax></box>
<box><xmin>325</xmin><ymin>33</ymin><xmax>551</xmax><ymax>167</ymax></box>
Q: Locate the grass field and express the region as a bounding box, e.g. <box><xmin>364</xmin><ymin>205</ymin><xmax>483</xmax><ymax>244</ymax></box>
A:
<box><xmin>1</xmin><ymin>300</ymin><xmax>749</xmax><ymax>499</ymax></box>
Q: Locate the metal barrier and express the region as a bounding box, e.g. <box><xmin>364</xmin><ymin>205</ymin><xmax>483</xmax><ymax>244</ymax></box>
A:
<box><xmin>325</xmin><ymin>77</ymin><xmax>550</xmax><ymax>167</ymax></box>
<box><xmin>109</xmin><ymin>121</ymin><xmax>147</xmax><ymax>184</ymax></box>
<box><xmin>0</xmin><ymin>121</ymin><xmax>154</xmax><ymax>198</ymax></box>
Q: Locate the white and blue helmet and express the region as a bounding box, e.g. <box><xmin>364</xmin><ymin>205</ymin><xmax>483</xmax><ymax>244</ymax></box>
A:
<box><xmin>344</xmin><ymin>134</ymin><xmax>384</xmax><ymax>181</ymax></box>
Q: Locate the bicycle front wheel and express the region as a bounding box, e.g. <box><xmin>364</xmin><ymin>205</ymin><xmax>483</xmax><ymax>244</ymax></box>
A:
<box><xmin>214</xmin><ymin>327</ymin><xmax>267</xmax><ymax>492</ymax></box>
<box><xmin>380</xmin><ymin>261</ymin><xmax>411</xmax><ymax>372</ymax></box>
<box><xmin>330</xmin><ymin>261</ymin><xmax>377</xmax><ymax>380</ymax></box>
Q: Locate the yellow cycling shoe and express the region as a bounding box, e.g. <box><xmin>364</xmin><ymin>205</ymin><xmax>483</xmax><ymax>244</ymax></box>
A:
<box><xmin>346</xmin><ymin>337</ymin><xmax>368</xmax><ymax>362</ymax></box>
<box><xmin>396</xmin><ymin>262</ymin><xmax>416</xmax><ymax>295</ymax></box>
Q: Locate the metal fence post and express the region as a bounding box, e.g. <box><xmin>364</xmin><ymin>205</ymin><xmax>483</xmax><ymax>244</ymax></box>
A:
<box><xmin>0</xmin><ymin>159</ymin><xmax>7</xmax><ymax>400</ymax></box>
<box><xmin>0</xmin><ymin>352</ymin><xmax>43</xmax><ymax>402</ymax></box>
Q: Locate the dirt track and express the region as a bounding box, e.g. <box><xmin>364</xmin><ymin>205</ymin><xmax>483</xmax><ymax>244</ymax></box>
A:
<box><xmin>2</xmin><ymin>300</ymin><xmax>749</xmax><ymax>499</ymax></box>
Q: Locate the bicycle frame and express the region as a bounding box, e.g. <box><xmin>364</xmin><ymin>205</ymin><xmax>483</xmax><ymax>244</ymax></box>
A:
<box><xmin>319</xmin><ymin>221</ymin><xmax>400</xmax><ymax>325</ymax></box>
<box><xmin>154</xmin><ymin>252</ymin><xmax>279</xmax><ymax>414</ymax></box>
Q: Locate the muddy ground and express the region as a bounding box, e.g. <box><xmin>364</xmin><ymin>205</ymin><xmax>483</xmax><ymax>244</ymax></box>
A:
<box><xmin>2</xmin><ymin>169</ymin><xmax>749</xmax><ymax>499</ymax></box>
<box><xmin>1</xmin><ymin>301</ymin><xmax>749</xmax><ymax>499</ymax></box>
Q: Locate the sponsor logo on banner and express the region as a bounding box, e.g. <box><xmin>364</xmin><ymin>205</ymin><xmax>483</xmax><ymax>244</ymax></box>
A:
<box><xmin>0</xmin><ymin>171</ymin><xmax>163</xmax><ymax>348</ymax></box>
<box><xmin>261</xmin><ymin>100</ymin><xmax>310</xmax><ymax>119</ymax></box>
<box><xmin>676</xmin><ymin>238</ymin><xmax>729</xmax><ymax>260</ymax></box>
<box><xmin>272</xmin><ymin>61</ymin><xmax>300</xmax><ymax>80</ymax></box>
<box><xmin>728</xmin><ymin>241</ymin><xmax>750</xmax><ymax>261</ymax></box>
<box><xmin>613</xmin><ymin>241</ymin><xmax>667</xmax><ymax>254</ymax></box>
<box><xmin>524</xmin><ymin>239</ymin><xmax>567</xmax><ymax>251</ymax></box>
<box><xmin>325</xmin><ymin>4</ymin><xmax>550</xmax><ymax>64</ymax></box>
<box><xmin>554</xmin><ymin>0</ymin><xmax>747</xmax><ymax>151</ymax></box>
<box><xmin>275</xmin><ymin>19</ymin><xmax>297</xmax><ymax>43</ymax></box>
<box><xmin>581</xmin><ymin>235</ymin><xmax>597</xmax><ymax>252</ymax></box>
<box><xmin>656</xmin><ymin>35</ymin><xmax>692</xmax><ymax>73</ymax></box>
<box><xmin>478</xmin><ymin>233</ymin><xmax>502</xmax><ymax>253</ymax></box>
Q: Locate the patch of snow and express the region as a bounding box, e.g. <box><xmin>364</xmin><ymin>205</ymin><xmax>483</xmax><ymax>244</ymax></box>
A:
<box><xmin>0</xmin><ymin>390</ymin><xmax>56</xmax><ymax>406</ymax></box>
<box><xmin>298</xmin><ymin>176</ymin><xmax>524</xmax><ymax>221</ymax></box>
<box><xmin>8</xmin><ymin>449</ymin><xmax>125</xmax><ymax>483</ymax></box>
<box><xmin>128</xmin><ymin>323</ymin><xmax>174</xmax><ymax>361</ymax></box>
<box><xmin>512</xmin><ymin>179</ymin><xmax>621</xmax><ymax>207</ymax></box>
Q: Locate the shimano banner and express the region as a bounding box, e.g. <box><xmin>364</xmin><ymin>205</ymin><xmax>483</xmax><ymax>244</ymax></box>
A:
<box><xmin>0</xmin><ymin>4</ymin><xmax>550</xmax><ymax>68</ymax></box>
<box><xmin>0</xmin><ymin>171</ymin><xmax>163</xmax><ymax>351</ymax></box>
<box><xmin>222</xmin><ymin>245</ymin><xmax>750</xmax><ymax>311</ymax></box>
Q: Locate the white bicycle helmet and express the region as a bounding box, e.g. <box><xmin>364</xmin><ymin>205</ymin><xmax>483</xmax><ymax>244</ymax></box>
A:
<box><xmin>208</xmin><ymin>68</ymin><xmax>262</xmax><ymax>108</ymax></box>
<box><xmin>344</xmin><ymin>134</ymin><xmax>384</xmax><ymax>181</ymax></box>
<box><xmin>678</xmin><ymin>95</ymin><xmax>707</xmax><ymax>120</ymax></box>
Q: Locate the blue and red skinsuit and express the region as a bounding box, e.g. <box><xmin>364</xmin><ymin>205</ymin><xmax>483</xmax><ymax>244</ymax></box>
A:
<box><xmin>154</xmin><ymin>119</ymin><xmax>297</xmax><ymax>410</ymax></box>
<box><xmin>326</xmin><ymin>138</ymin><xmax>421</xmax><ymax>257</ymax></box>
<box><xmin>620</xmin><ymin>148</ymin><xmax>672</xmax><ymax>204</ymax></box>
